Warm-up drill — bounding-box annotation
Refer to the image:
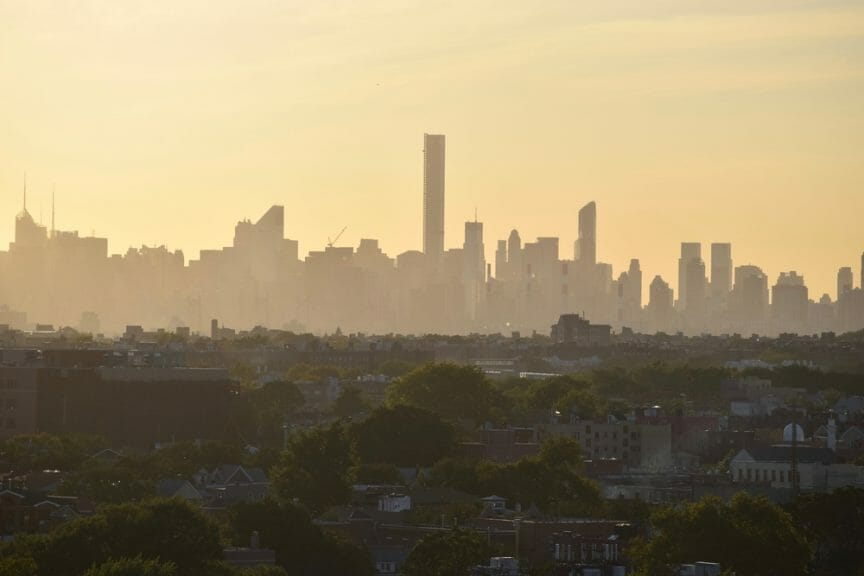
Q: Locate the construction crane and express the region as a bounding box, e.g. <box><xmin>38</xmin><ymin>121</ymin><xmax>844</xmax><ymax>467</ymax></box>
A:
<box><xmin>327</xmin><ymin>226</ymin><xmax>347</xmax><ymax>248</ymax></box>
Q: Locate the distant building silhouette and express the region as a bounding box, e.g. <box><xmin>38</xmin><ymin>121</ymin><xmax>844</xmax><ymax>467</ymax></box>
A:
<box><xmin>710</xmin><ymin>242</ymin><xmax>732</xmax><ymax>308</ymax></box>
<box><xmin>422</xmin><ymin>134</ymin><xmax>446</xmax><ymax>263</ymax></box>
<box><xmin>648</xmin><ymin>275</ymin><xmax>674</xmax><ymax>331</ymax></box>
<box><xmin>463</xmin><ymin>220</ymin><xmax>486</xmax><ymax>321</ymax></box>
<box><xmin>732</xmin><ymin>265</ymin><xmax>769</xmax><ymax>329</ymax></box>
<box><xmin>575</xmin><ymin>201</ymin><xmax>596</xmax><ymax>266</ymax></box>
<box><xmin>772</xmin><ymin>271</ymin><xmax>809</xmax><ymax>331</ymax></box>
<box><xmin>678</xmin><ymin>243</ymin><xmax>706</xmax><ymax>330</ymax></box>
<box><xmin>838</xmin><ymin>267</ymin><xmax>853</xmax><ymax>300</ymax></box>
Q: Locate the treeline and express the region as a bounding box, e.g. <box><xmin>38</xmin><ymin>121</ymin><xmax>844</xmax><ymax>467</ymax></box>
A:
<box><xmin>629</xmin><ymin>488</ymin><xmax>864</xmax><ymax>576</ymax></box>
<box><xmin>0</xmin><ymin>497</ymin><xmax>371</xmax><ymax>576</ymax></box>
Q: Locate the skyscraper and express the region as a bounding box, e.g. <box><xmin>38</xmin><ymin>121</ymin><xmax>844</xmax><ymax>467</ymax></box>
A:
<box><xmin>648</xmin><ymin>275</ymin><xmax>674</xmax><ymax>330</ymax></box>
<box><xmin>495</xmin><ymin>240</ymin><xmax>507</xmax><ymax>279</ymax></box>
<box><xmin>463</xmin><ymin>220</ymin><xmax>486</xmax><ymax>321</ymax></box>
<box><xmin>772</xmin><ymin>271</ymin><xmax>809</xmax><ymax>329</ymax></box>
<box><xmin>423</xmin><ymin>134</ymin><xmax>446</xmax><ymax>262</ymax></box>
<box><xmin>507</xmin><ymin>229</ymin><xmax>522</xmax><ymax>279</ymax></box>
<box><xmin>710</xmin><ymin>243</ymin><xmax>732</xmax><ymax>299</ymax></box>
<box><xmin>733</xmin><ymin>265</ymin><xmax>769</xmax><ymax>321</ymax></box>
<box><xmin>575</xmin><ymin>201</ymin><xmax>596</xmax><ymax>266</ymax></box>
<box><xmin>677</xmin><ymin>242</ymin><xmax>702</xmax><ymax>311</ymax></box>
<box><xmin>838</xmin><ymin>266</ymin><xmax>853</xmax><ymax>300</ymax></box>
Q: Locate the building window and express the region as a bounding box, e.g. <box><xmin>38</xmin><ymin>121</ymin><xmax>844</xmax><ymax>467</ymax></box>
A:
<box><xmin>747</xmin><ymin>469</ymin><xmax>752</xmax><ymax>481</ymax></box>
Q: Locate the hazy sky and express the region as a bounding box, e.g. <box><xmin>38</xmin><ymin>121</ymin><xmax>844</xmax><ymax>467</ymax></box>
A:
<box><xmin>2</xmin><ymin>0</ymin><xmax>863</xmax><ymax>301</ymax></box>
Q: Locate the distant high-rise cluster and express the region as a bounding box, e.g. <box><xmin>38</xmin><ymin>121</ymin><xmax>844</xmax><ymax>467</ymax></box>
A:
<box><xmin>1</xmin><ymin>135</ymin><xmax>863</xmax><ymax>337</ymax></box>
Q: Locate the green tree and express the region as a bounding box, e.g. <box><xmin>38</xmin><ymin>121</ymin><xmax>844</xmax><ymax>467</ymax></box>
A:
<box><xmin>332</xmin><ymin>385</ymin><xmax>369</xmax><ymax>419</ymax></box>
<box><xmin>14</xmin><ymin>498</ymin><xmax>223</xmax><ymax>576</ymax></box>
<box><xmin>237</xmin><ymin>567</ymin><xmax>289</xmax><ymax>576</ymax></box>
<box><xmin>228</xmin><ymin>499</ymin><xmax>373</xmax><ymax>576</ymax></box>
<box><xmin>232</xmin><ymin>381</ymin><xmax>305</xmax><ymax>447</ymax></box>
<box><xmin>0</xmin><ymin>433</ymin><xmax>109</xmax><ymax>471</ymax></box>
<box><xmin>402</xmin><ymin>530</ymin><xmax>497</xmax><ymax>576</ymax></box>
<box><xmin>83</xmin><ymin>557</ymin><xmax>177</xmax><ymax>576</ymax></box>
<box><xmin>386</xmin><ymin>363</ymin><xmax>499</xmax><ymax>422</ymax></box>
<box><xmin>630</xmin><ymin>493</ymin><xmax>809</xmax><ymax>576</ymax></box>
<box><xmin>792</xmin><ymin>487</ymin><xmax>864</xmax><ymax>575</ymax></box>
<box><xmin>353</xmin><ymin>405</ymin><xmax>455</xmax><ymax>467</ymax></box>
<box><xmin>270</xmin><ymin>423</ymin><xmax>355</xmax><ymax>514</ymax></box>
<box><xmin>355</xmin><ymin>461</ymin><xmax>403</xmax><ymax>484</ymax></box>
<box><xmin>426</xmin><ymin>438</ymin><xmax>601</xmax><ymax>515</ymax></box>
<box><xmin>59</xmin><ymin>460</ymin><xmax>155</xmax><ymax>504</ymax></box>
<box><xmin>0</xmin><ymin>556</ymin><xmax>37</xmax><ymax>576</ymax></box>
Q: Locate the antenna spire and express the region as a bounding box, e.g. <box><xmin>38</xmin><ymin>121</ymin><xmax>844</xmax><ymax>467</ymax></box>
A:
<box><xmin>23</xmin><ymin>171</ymin><xmax>27</xmax><ymax>213</ymax></box>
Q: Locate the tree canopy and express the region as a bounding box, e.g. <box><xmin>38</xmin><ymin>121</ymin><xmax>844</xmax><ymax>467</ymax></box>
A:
<box><xmin>353</xmin><ymin>405</ymin><xmax>455</xmax><ymax>468</ymax></box>
<box><xmin>401</xmin><ymin>530</ymin><xmax>497</xmax><ymax>576</ymax></box>
<box><xmin>630</xmin><ymin>493</ymin><xmax>809</xmax><ymax>576</ymax></box>
<box><xmin>228</xmin><ymin>499</ymin><xmax>373</xmax><ymax>576</ymax></box>
<box><xmin>2</xmin><ymin>499</ymin><xmax>222</xmax><ymax>576</ymax></box>
<box><xmin>270</xmin><ymin>422</ymin><xmax>355</xmax><ymax>514</ymax></box>
<box><xmin>386</xmin><ymin>363</ymin><xmax>500</xmax><ymax>422</ymax></box>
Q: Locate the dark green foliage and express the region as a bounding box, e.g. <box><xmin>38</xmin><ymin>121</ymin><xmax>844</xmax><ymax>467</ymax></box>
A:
<box><xmin>387</xmin><ymin>363</ymin><xmax>500</xmax><ymax>422</ymax></box>
<box><xmin>82</xmin><ymin>557</ymin><xmax>177</xmax><ymax>576</ymax></box>
<box><xmin>56</xmin><ymin>440</ymin><xmax>248</xmax><ymax>504</ymax></box>
<box><xmin>353</xmin><ymin>405</ymin><xmax>455</xmax><ymax>467</ymax></box>
<box><xmin>332</xmin><ymin>384</ymin><xmax>370</xmax><ymax>418</ymax></box>
<box><xmin>237</xmin><ymin>567</ymin><xmax>289</xmax><ymax>576</ymax></box>
<box><xmin>230</xmin><ymin>380</ymin><xmax>305</xmax><ymax>447</ymax></box>
<box><xmin>354</xmin><ymin>461</ymin><xmax>403</xmax><ymax>484</ymax></box>
<box><xmin>228</xmin><ymin>499</ymin><xmax>374</xmax><ymax>576</ymax></box>
<box><xmin>0</xmin><ymin>556</ymin><xmax>38</xmax><ymax>576</ymax></box>
<box><xmin>630</xmin><ymin>493</ymin><xmax>809</xmax><ymax>576</ymax></box>
<box><xmin>2</xmin><ymin>499</ymin><xmax>222</xmax><ymax>576</ymax></box>
<box><xmin>59</xmin><ymin>460</ymin><xmax>156</xmax><ymax>503</ymax></box>
<box><xmin>428</xmin><ymin>437</ymin><xmax>601</xmax><ymax>514</ymax></box>
<box><xmin>401</xmin><ymin>529</ymin><xmax>497</xmax><ymax>576</ymax></box>
<box><xmin>0</xmin><ymin>433</ymin><xmax>109</xmax><ymax>471</ymax></box>
<box><xmin>270</xmin><ymin>422</ymin><xmax>355</xmax><ymax>514</ymax></box>
<box><xmin>792</xmin><ymin>487</ymin><xmax>864</xmax><ymax>575</ymax></box>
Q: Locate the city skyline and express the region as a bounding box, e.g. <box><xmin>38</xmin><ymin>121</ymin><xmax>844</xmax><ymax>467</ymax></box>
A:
<box><xmin>2</xmin><ymin>1</ymin><xmax>864</xmax><ymax>304</ymax></box>
<box><xmin>3</xmin><ymin>162</ymin><xmax>862</xmax><ymax>307</ymax></box>
<box><xmin>2</xmin><ymin>143</ymin><xmax>864</xmax><ymax>338</ymax></box>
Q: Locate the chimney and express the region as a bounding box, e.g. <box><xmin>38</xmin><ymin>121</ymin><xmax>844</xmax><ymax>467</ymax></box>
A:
<box><xmin>827</xmin><ymin>415</ymin><xmax>837</xmax><ymax>452</ymax></box>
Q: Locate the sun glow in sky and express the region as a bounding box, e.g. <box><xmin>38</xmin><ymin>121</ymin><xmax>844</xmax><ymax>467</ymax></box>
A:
<box><xmin>2</xmin><ymin>0</ymin><xmax>863</xmax><ymax>300</ymax></box>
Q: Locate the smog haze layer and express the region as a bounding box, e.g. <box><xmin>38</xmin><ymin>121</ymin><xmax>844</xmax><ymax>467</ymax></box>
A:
<box><xmin>2</xmin><ymin>0</ymin><xmax>864</xmax><ymax>300</ymax></box>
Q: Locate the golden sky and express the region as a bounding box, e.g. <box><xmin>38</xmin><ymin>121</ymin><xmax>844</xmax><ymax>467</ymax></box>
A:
<box><xmin>2</xmin><ymin>0</ymin><xmax>863</xmax><ymax>301</ymax></box>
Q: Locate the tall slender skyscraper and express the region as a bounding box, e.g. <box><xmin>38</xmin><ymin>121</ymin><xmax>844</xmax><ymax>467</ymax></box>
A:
<box><xmin>463</xmin><ymin>220</ymin><xmax>486</xmax><ymax>321</ymax></box>
<box><xmin>838</xmin><ymin>267</ymin><xmax>853</xmax><ymax>300</ymax></box>
<box><xmin>423</xmin><ymin>134</ymin><xmax>446</xmax><ymax>261</ymax></box>
<box><xmin>576</xmin><ymin>201</ymin><xmax>596</xmax><ymax>265</ymax></box>
<box><xmin>710</xmin><ymin>243</ymin><xmax>732</xmax><ymax>299</ymax></box>
<box><xmin>678</xmin><ymin>242</ymin><xmax>704</xmax><ymax>312</ymax></box>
